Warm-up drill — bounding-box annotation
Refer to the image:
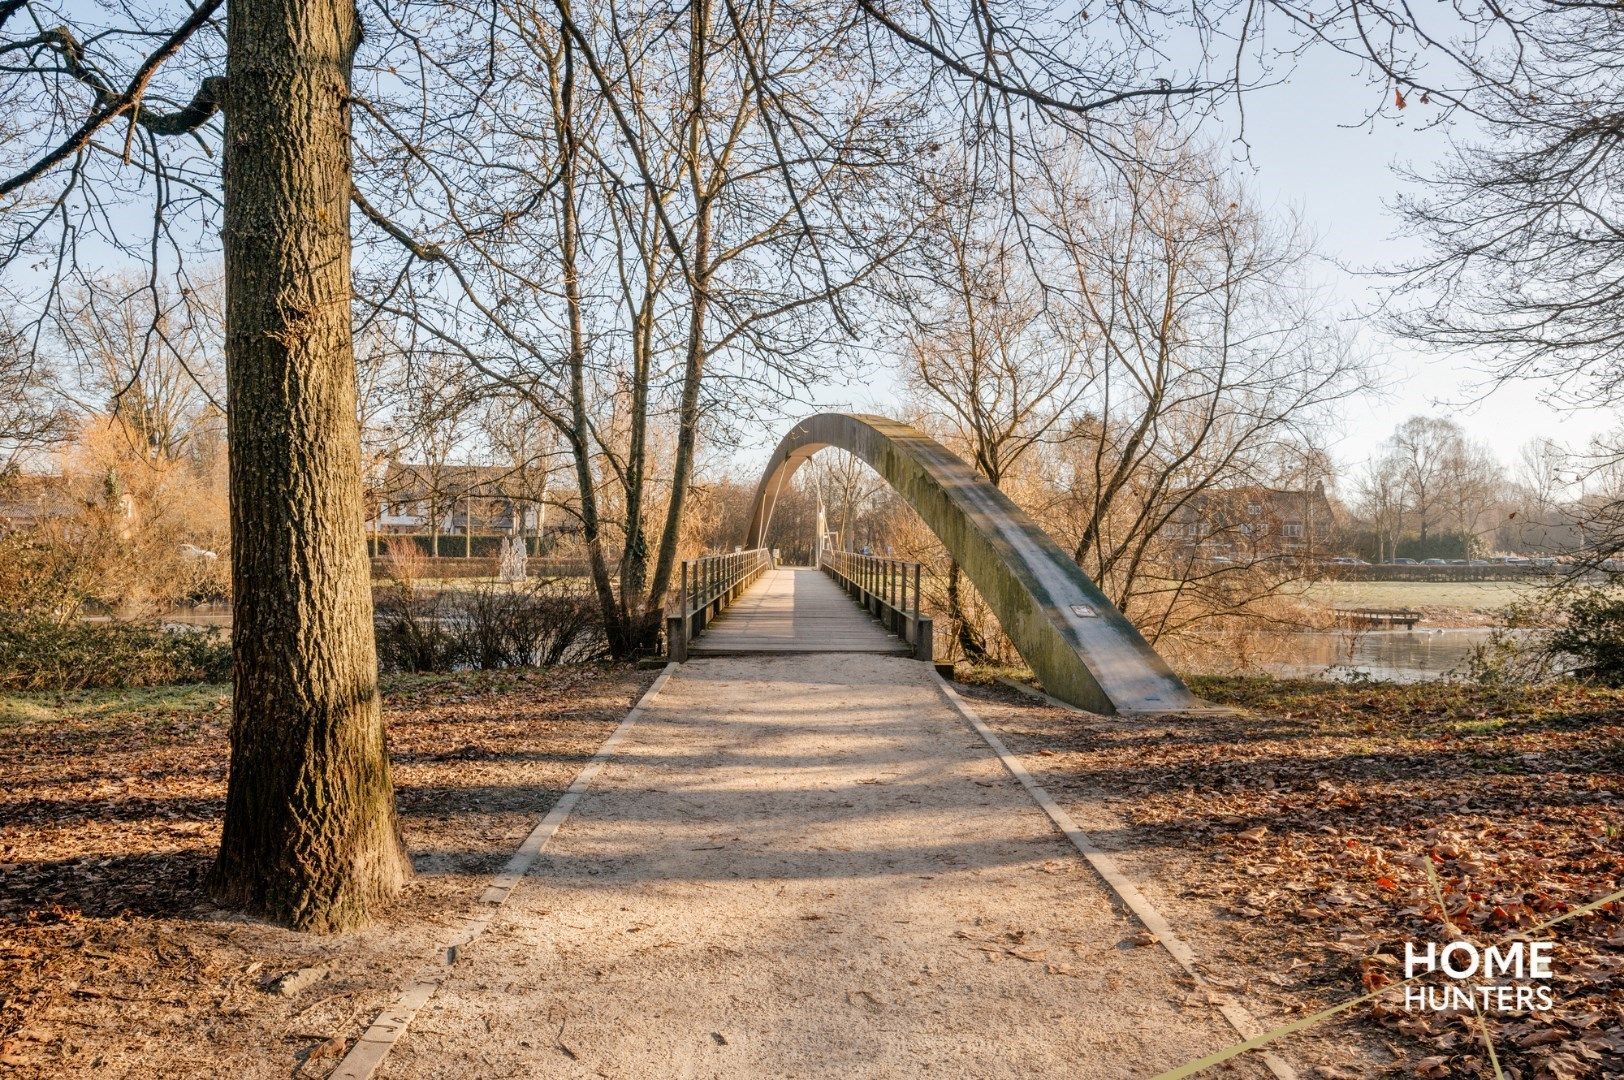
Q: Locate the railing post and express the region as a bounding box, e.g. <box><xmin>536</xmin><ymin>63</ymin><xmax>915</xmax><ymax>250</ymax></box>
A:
<box><xmin>914</xmin><ymin>616</ymin><xmax>933</xmax><ymax>662</ymax></box>
<box><xmin>884</xmin><ymin>560</ymin><xmax>894</xmax><ymax>631</ymax></box>
<box><xmin>889</xmin><ymin>560</ymin><xmax>899</xmax><ymax>630</ymax></box>
<box><xmin>670</xmin><ymin>560</ymin><xmax>690</xmax><ymax>660</ymax></box>
<box><xmin>911</xmin><ymin>562</ymin><xmax>922</xmax><ymax>645</ymax></box>
<box><xmin>698</xmin><ymin>558</ymin><xmax>709</xmax><ymax>632</ymax></box>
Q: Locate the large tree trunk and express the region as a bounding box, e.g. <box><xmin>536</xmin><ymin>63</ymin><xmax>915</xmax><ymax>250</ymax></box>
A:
<box><xmin>209</xmin><ymin>0</ymin><xmax>411</xmax><ymax>932</ymax></box>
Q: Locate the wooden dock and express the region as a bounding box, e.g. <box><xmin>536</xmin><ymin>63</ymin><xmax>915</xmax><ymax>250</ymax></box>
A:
<box><xmin>688</xmin><ymin>567</ymin><xmax>911</xmax><ymax>656</ymax></box>
<box><xmin>1333</xmin><ymin>607</ymin><xmax>1423</xmax><ymax>630</ymax></box>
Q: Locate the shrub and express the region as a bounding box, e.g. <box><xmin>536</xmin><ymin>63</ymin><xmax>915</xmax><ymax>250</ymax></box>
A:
<box><xmin>0</xmin><ymin>620</ymin><xmax>231</xmax><ymax>691</ymax></box>
<box><xmin>1461</xmin><ymin>593</ymin><xmax>1561</xmax><ymax>687</ymax></box>
<box><xmin>1548</xmin><ymin>589</ymin><xmax>1624</xmax><ymax>687</ymax></box>
<box><xmin>459</xmin><ymin>581</ymin><xmax>605</xmax><ymax>669</ymax></box>
<box><xmin>372</xmin><ymin>579</ymin><xmax>606</xmax><ymax>674</ymax></box>
<box><xmin>373</xmin><ymin>583</ymin><xmax>466</xmax><ymax>673</ymax></box>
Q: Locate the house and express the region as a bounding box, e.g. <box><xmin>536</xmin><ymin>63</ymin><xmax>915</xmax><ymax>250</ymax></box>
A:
<box><xmin>0</xmin><ymin>472</ymin><xmax>77</xmax><ymax>533</ymax></box>
<box><xmin>1165</xmin><ymin>481</ymin><xmax>1339</xmax><ymax>561</ymax></box>
<box><xmin>368</xmin><ymin>461</ymin><xmax>550</xmax><ymax>537</ymax></box>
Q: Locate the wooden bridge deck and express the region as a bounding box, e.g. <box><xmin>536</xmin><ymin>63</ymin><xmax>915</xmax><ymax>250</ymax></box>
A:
<box><xmin>688</xmin><ymin>567</ymin><xmax>911</xmax><ymax>656</ymax></box>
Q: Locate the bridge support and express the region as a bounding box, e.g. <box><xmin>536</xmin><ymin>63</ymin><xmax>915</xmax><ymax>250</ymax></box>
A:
<box><xmin>745</xmin><ymin>414</ymin><xmax>1202</xmax><ymax>715</ymax></box>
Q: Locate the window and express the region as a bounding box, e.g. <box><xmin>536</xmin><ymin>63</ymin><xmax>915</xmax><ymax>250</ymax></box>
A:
<box><xmin>1283</xmin><ymin>522</ymin><xmax>1305</xmax><ymax>539</ymax></box>
<box><xmin>1246</xmin><ymin>503</ymin><xmax>1262</xmax><ymax>516</ymax></box>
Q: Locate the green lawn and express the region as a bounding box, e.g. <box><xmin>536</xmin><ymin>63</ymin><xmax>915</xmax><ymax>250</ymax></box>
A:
<box><xmin>1301</xmin><ymin>578</ymin><xmax>1544</xmax><ymax>612</ymax></box>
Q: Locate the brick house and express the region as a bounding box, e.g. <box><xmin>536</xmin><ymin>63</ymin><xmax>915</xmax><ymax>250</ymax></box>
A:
<box><xmin>1165</xmin><ymin>481</ymin><xmax>1339</xmax><ymax>561</ymax></box>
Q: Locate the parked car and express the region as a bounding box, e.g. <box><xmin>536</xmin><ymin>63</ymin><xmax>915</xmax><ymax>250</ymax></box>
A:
<box><xmin>1385</xmin><ymin>558</ymin><xmax>1418</xmax><ymax>565</ymax></box>
<box><xmin>1327</xmin><ymin>556</ymin><xmax>1368</xmax><ymax>566</ymax></box>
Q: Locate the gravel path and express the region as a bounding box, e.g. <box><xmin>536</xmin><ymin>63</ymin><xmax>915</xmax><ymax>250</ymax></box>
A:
<box><xmin>377</xmin><ymin>655</ymin><xmax>1265</xmax><ymax>1078</ymax></box>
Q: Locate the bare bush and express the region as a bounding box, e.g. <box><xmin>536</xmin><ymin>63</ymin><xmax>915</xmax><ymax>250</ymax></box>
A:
<box><xmin>372</xmin><ymin>573</ymin><xmax>607</xmax><ymax>674</ymax></box>
<box><xmin>458</xmin><ymin>582</ymin><xmax>607</xmax><ymax>669</ymax></box>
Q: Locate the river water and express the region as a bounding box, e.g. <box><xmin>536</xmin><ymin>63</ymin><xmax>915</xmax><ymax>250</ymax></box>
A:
<box><xmin>1260</xmin><ymin>628</ymin><xmax>1507</xmax><ymax>683</ymax></box>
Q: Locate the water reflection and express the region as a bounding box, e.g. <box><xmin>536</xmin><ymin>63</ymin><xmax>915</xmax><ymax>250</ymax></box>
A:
<box><xmin>1263</xmin><ymin>628</ymin><xmax>1510</xmax><ymax>683</ymax></box>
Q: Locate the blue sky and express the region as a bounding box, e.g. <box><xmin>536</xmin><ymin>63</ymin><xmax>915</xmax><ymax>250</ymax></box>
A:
<box><xmin>23</xmin><ymin>2</ymin><xmax>1612</xmax><ymax>481</ymax></box>
<box><xmin>1231</xmin><ymin>52</ymin><xmax>1619</xmax><ymax>476</ymax></box>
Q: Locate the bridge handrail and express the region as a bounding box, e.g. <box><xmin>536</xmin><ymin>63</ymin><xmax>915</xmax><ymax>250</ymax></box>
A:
<box><xmin>819</xmin><ymin>549</ymin><xmax>933</xmax><ymax>661</ymax></box>
<box><xmin>666</xmin><ymin>547</ymin><xmax>773</xmax><ymax>660</ymax></box>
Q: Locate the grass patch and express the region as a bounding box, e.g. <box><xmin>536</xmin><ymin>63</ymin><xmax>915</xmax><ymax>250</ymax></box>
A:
<box><xmin>0</xmin><ymin>681</ymin><xmax>229</xmax><ymax>730</ymax></box>
<box><xmin>1301</xmin><ymin>578</ymin><xmax>1545</xmax><ymax>613</ymax></box>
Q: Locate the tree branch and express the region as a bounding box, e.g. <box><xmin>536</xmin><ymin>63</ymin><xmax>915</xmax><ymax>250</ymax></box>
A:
<box><xmin>0</xmin><ymin>0</ymin><xmax>225</xmax><ymax>198</ymax></box>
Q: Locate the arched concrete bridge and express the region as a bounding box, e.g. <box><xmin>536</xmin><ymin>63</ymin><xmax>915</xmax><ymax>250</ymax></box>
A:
<box><xmin>711</xmin><ymin>413</ymin><xmax>1202</xmax><ymax>716</ymax></box>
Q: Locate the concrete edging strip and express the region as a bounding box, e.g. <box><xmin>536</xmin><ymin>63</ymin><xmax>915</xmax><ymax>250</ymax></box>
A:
<box><xmin>328</xmin><ymin>662</ymin><xmax>681</xmax><ymax>1080</ymax></box>
<box><xmin>930</xmin><ymin>671</ymin><xmax>1297</xmax><ymax>1080</ymax></box>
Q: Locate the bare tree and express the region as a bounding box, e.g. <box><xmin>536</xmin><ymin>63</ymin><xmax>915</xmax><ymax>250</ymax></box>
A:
<box><xmin>1367</xmin><ymin>416</ymin><xmax>1504</xmax><ymax>555</ymax></box>
<box><xmin>1355</xmin><ymin>461</ymin><xmax>1405</xmax><ymax>564</ymax></box>
<box><xmin>0</xmin><ymin>312</ymin><xmax>69</xmax><ymax>472</ymax></box>
<box><xmin>902</xmin><ymin>163</ymin><xmax>1088</xmax><ymax>489</ymax></box>
<box><xmin>1365</xmin><ymin>4</ymin><xmax>1624</xmax><ymax>416</ymax></box>
<box><xmin>56</xmin><ymin>277</ymin><xmax>224</xmax><ymax>465</ymax></box>
<box><xmin>1501</xmin><ymin>437</ymin><xmax>1576</xmax><ymax>553</ymax></box>
<box><xmin>1373</xmin><ymin>417</ymin><xmax>1462</xmax><ymax>546</ymax></box>
<box><xmin>802</xmin><ymin>451</ymin><xmax>892</xmax><ymax>554</ymax></box>
<box><xmin>351</xmin><ymin>0</ymin><xmax>922</xmax><ymax>653</ymax></box>
<box><xmin>1035</xmin><ymin>139</ymin><xmax>1365</xmax><ymax>633</ymax></box>
<box><xmin>897</xmin><ymin>160</ymin><xmax>1096</xmax><ymax>655</ymax></box>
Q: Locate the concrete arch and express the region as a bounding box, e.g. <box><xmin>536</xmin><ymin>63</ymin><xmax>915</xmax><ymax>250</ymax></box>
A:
<box><xmin>745</xmin><ymin>413</ymin><xmax>1201</xmax><ymax>715</ymax></box>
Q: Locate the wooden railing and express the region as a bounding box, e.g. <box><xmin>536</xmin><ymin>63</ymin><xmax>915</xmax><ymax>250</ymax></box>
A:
<box><xmin>666</xmin><ymin>548</ymin><xmax>773</xmax><ymax>661</ymax></box>
<box><xmin>819</xmin><ymin>549</ymin><xmax>933</xmax><ymax>661</ymax></box>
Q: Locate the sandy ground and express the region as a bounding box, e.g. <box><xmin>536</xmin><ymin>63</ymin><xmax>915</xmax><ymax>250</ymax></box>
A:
<box><xmin>376</xmin><ymin>655</ymin><xmax>1270</xmax><ymax>1079</ymax></box>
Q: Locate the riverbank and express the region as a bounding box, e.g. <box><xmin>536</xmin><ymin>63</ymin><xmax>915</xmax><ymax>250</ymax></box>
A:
<box><xmin>1302</xmin><ymin>579</ymin><xmax>1547</xmax><ymax>628</ymax></box>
